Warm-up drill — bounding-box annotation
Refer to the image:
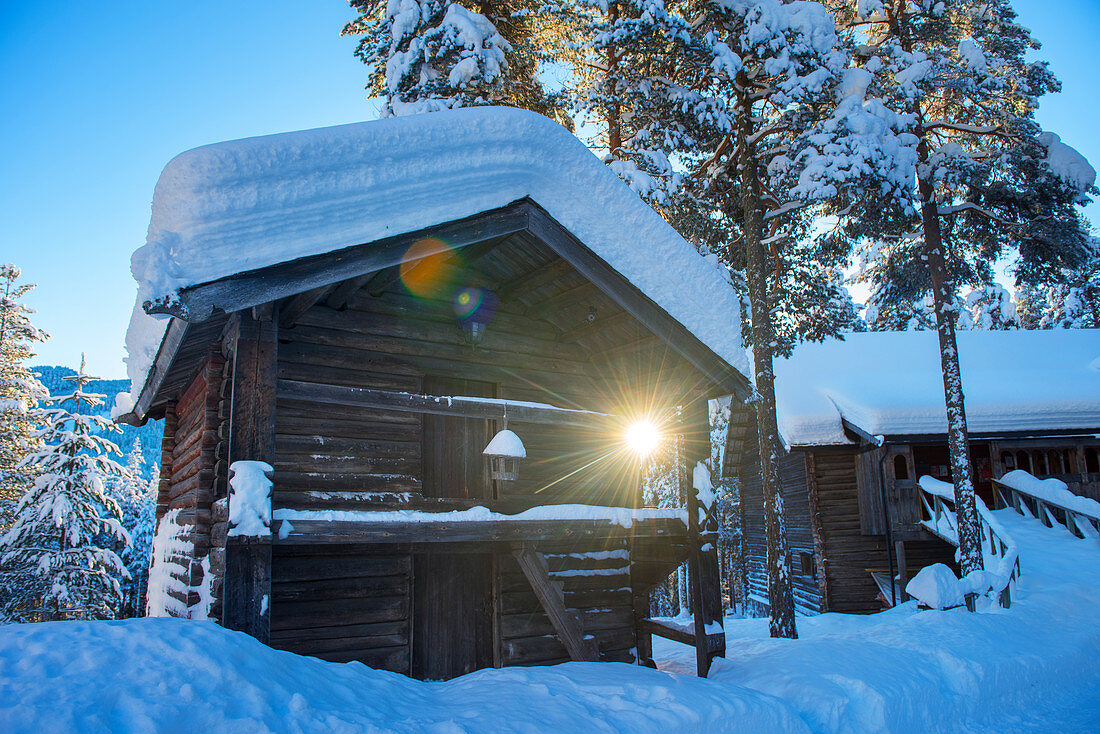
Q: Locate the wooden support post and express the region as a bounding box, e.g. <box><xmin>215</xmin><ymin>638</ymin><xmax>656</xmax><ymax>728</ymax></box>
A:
<box><xmin>512</xmin><ymin>546</ymin><xmax>598</xmax><ymax>662</ymax></box>
<box><xmin>682</xmin><ymin>438</ymin><xmax>724</xmax><ymax>677</ymax></box>
<box><xmin>632</xmin><ymin>591</ymin><xmax>655</xmax><ymax>668</ymax></box>
<box><xmin>894</xmin><ymin>540</ymin><xmax>909</xmax><ymax>603</ymax></box>
<box><xmin>221</xmin><ymin>307</ymin><xmax>277</xmax><ymax>644</ymax></box>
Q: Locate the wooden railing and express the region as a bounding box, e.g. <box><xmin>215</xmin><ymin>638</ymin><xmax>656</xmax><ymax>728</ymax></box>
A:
<box><xmin>992</xmin><ymin>476</ymin><xmax>1100</xmax><ymax>541</ymax></box>
<box><xmin>916</xmin><ymin>477</ymin><xmax>1020</xmax><ymax>608</ymax></box>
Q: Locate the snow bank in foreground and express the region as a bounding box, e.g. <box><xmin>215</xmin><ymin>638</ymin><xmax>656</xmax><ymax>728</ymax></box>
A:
<box><xmin>2</xmin><ymin>511</ymin><xmax>1097</xmax><ymax>733</ymax></box>
<box><xmin>0</xmin><ymin>621</ymin><xmax>803</xmax><ymax>734</ymax></box>
<box><xmin>657</xmin><ymin>509</ymin><xmax>1100</xmax><ymax>732</ymax></box>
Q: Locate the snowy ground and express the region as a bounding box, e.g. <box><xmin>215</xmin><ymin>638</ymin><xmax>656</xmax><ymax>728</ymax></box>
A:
<box><xmin>1</xmin><ymin>509</ymin><xmax>1098</xmax><ymax>733</ymax></box>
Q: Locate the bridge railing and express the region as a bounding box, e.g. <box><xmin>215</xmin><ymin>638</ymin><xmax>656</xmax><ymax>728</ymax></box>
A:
<box><xmin>992</xmin><ymin>473</ymin><xmax>1100</xmax><ymax>542</ymax></box>
<box><xmin>916</xmin><ymin>476</ymin><xmax>1020</xmax><ymax>609</ymax></box>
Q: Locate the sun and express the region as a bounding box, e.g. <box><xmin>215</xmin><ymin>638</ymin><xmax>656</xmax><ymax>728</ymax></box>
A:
<box><xmin>626</xmin><ymin>421</ymin><xmax>661</xmax><ymax>458</ymax></box>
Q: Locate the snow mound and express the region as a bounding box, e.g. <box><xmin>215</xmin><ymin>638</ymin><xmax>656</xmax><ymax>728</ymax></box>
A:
<box><xmin>773</xmin><ymin>329</ymin><xmax>1100</xmax><ymax>446</ymax></box>
<box><xmin>1039</xmin><ymin>131</ymin><xmax>1096</xmax><ymax>194</ymax></box>
<box><xmin>656</xmin><ymin>508</ymin><xmax>1100</xmax><ymax>731</ymax></box>
<box><xmin>124</xmin><ymin>107</ymin><xmax>750</xmax><ymax>405</ymax></box>
<box><xmin>0</xmin><ymin>618</ymin><xmax>806</xmax><ymax>733</ymax></box>
<box><xmin>228</xmin><ymin>461</ymin><xmax>273</xmax><ymax>537</ymax></box>
<box><xmin>905</xmin><ymin>563</ymin><xmax>964</xmax><ymax>609</ymax></box>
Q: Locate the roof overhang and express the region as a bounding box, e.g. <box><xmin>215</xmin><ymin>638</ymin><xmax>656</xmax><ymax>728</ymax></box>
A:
<box><xmin>120</xmin><ymin>199</ymin><xmax>751</xmax><ymax>425</ymax></box>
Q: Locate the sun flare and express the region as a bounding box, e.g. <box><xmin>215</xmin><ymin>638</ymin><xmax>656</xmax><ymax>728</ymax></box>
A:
<box><xmin>626</xmin><ymin>421</ymin><xmax>661</xmax><ymax>458</ymax></box>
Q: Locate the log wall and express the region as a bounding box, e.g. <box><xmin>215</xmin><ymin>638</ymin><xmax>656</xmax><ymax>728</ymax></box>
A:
<box><xmin>152</xmin><ymin>352</ymin><xmax>224</xmax><ymax>616</ymax></box>
<box><xmin>807</xmin><ymin>447</ymin><xmax>954</xmax><ymax>614</ymax></box>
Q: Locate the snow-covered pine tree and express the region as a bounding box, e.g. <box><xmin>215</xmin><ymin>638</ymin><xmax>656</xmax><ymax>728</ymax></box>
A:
<box><xmin>1017</xmin><ymin>236</ymin><xmax>1100</xmax><ymax>329</ymax></box>
<box><xmin>0</xmin><ymin>264</ymin><xmax>49</xmax><ymax>534</ymax></box>
<box><xmin>633</xmin><ymin>0</ymin><xmax>908</xmax><ymax>638</ymax></box>
<box><xmin>0</xmin><ymin>356</ymin><xmax>130</xmax><ymax>622</ymax></box>
<box><xmin>343</xmin><ymin>0</ymin><xmax>566</xmax><ymax>118</ymax></box>
<box><xmin>958</xmin><ymin>283</ymin><xmax>1017</xmax><ymax>330</ymax></box>
<box><xmin>831</xmin><ymin>0</ymin><xmax>1096</xmax><ymax>578</ymax></box>
<box><xmin>565</xmin><ymin>0</ymin><xmax>699</xmax><ymax>205</ymax></box>
<box><xmin>112</xmin><ymin>439</ymin><xmax>157</xmax><ymax>617</ymax></box>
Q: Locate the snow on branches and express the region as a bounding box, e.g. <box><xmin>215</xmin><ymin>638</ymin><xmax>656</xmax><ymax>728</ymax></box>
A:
<box><xmin>0</xmin><ymin>264</ymin><xmax>48</xmax><ymax>532</ymax></box>
<box><xmin>346</xmin><ymin>0</ymin><xmax>511</xmax><ymax>116</ymax></box>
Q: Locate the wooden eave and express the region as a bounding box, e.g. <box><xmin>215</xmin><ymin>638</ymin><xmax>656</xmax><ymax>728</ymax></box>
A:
<box><xmin>779</xmin><ymin>421</ymin><xmax>1100</xmax><ymax>451</ymax></box>
<box><xmin>122</xmin><ymin>198</ymin><xmax>751</xmax><ymax>423</ymax></box>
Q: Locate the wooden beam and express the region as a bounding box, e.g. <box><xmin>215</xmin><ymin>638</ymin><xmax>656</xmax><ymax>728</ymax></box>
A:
<box><xmin>121</xmin><ymin>317</ymin><xmax>190</xmax><ymax>425</ymax></box>
<box><xmin>512</xmin><ymin>546</ymin><xmax>599</xmax><ymax>662</ymax></box>
<box><xmin>639</xmin><ymin>618</ymin><xmax>725</xmax><ymax>653</ymax></box>
<box><xmin>273</xmin><ymin>517</ymin><xmax>688</xmax><ymax>545</ymax></box>
<box><xmin>146</xmin><ymin>202</ymin><xmax>530</xmax><ymax>321</ymax></box>
<box><xmin>525</xmin><ymin>203</ymin><xmax>752</xmax><ymax>401</ymax></box>
<box><xmin>558</xmin><ymin>308</ymin><xmax>633</xmax><ymax>344</ymax></box>
<box><xmin>277</xmin><ymin>379</ymin><xmax>616</xmax><ymax>429</ymax></box>
<box><xmin>683</xmin><ymin>448</ymin><xmax>724</xmax><ymax>677</ymax></box>
<box><xmin>498</xmin><ymin>258</ymin><xmax>573</xmax><ymax>304</ymax></box>
<box><xmin>222</xmin><ymin>308</ymin><xmax>278</xmax><ymax>645</ymax></box>
<box><xmin>804</xmin><ymin>452</ymin><xmax>830</xmax><ymax>613</ymax></box>
<box><xmin>279</xmin><ymin>284</ymin><xmax>334</xmax><ymax>329</ymax></box>
<box><xmin>525</xmin><ymin>281</ymin><xmax>602</xmax><ymax>322</ymax></box>
<box><xmin>325</xmin><ymin>273</ymin><xmax>374</xmax><ymax>310</ymax></box>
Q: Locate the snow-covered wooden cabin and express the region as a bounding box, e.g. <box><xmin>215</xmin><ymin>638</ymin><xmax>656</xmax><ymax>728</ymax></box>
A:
<box><xmin>727</xmin><ymin>329</ymin><xmax>1100</xmax><ymax>616</ymax></box>
<box><xmin>117</xmin><ymin>108</ymin><xmax>751</xmax><ymax>679</ymax></box>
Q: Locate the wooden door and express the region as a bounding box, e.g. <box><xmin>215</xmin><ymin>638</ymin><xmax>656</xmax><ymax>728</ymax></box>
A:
<box><xmin>412</xmin><ymin>552</ymin><xmax>494</xmax><ymax>679</ymax></box>
<box><xmin>414</xmin><ymin>376</ymin><xmax>497</xmax><ymax>679</ymax></box>
<box><xmin>421</xmin><ymin>376</ymin><xmax>496</xmax><ymax>500</ymax></box>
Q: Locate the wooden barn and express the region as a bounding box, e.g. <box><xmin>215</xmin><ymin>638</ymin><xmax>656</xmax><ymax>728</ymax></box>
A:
<box><xmin>118</xmin><ymin>108</ymin><xmax>751</xmax><ymax>679</ymax></box>
<box><xmin>727</xmin><ymin>329</ymin><xmax>1100</xmax><ymax>616</ymax></box>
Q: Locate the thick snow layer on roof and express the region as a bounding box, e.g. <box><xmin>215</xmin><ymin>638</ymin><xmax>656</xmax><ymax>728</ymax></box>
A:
<box><xmin>123</xmin><ymin>107</ymin><xmax>749</xmax><ymax>403</ymax></box>
<box><xmin>775</xmin><ymin>329</ymin><xmax>1100</xmax><ymax>446</ymax></box>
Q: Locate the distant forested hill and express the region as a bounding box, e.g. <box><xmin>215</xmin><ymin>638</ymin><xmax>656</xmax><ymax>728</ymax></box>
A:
<box><xmin>33</xmin><ymin>365</ymin><xmax>163</xmax><ymax>481</ymax></box>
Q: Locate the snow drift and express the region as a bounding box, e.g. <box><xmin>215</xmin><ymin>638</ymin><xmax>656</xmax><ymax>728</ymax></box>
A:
<box><xmin>3</xmin><ymin>509</ymin><xmax>1099</xmax><ymax>732</ymax></box>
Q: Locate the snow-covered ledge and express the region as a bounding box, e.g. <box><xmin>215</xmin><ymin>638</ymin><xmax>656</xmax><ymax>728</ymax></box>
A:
<box><xmin>228</xmin><ymin>461</ymin><xmax>273</xmax><ymax>538</ymax></box>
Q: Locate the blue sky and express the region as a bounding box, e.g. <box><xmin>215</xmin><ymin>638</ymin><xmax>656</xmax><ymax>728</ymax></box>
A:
<box><xmin>1</xmin><ymin>0</ymin><xmax>1097</xmax><ymax>378</ymax></box>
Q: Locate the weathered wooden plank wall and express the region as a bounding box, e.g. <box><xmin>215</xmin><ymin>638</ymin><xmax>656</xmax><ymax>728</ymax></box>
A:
<box><xmin>736</xmin><ymin>406</ymin><xmax>822</xmax><ymax>616</ymax></box>
<box><xmin>263</xmin><ymin>243</ymin><xmax>711</xmax><ymax>674</ymax></box>
<box><xmin>807</xmin><ymin>447</ymin><xmax>956</xmax><ymax>614</ymax></box>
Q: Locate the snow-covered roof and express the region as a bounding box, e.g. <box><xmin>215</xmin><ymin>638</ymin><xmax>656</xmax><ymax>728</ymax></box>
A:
<box><xmin>775</xmin><ymin>329</ymin><xmax>1100</xmax><ymax>446</ymax></box>
<box><xmin>122</xmin><ymin>107</ymin><xmax>750</xmax><ymax>404</ymax></box>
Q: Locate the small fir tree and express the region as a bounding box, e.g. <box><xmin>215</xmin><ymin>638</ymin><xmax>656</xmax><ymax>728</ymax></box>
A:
<box><xmin>0</xmin><ymin>264</ymin><xmax>49</xmax><ymax>533</ymax></box>
<box><xmin>0</xmin><ymin>357</ymin><xmax>130</xmax><ymax>622</ymax></box>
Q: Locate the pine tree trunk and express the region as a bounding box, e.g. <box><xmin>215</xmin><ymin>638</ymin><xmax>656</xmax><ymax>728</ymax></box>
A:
<box><xmin>739</xmin><ymin>119</ymin><xmax>797</xmax><ymax>639</ymax></box>
<box><xmin>605</xmin><ymin>2</ymin><xmax>622</xmax><ymax>156</ymax></box>
<box><xmin>916</xmin><ymin>163</ymin><xmax>985</xmax><ymax>578</ymax></box>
